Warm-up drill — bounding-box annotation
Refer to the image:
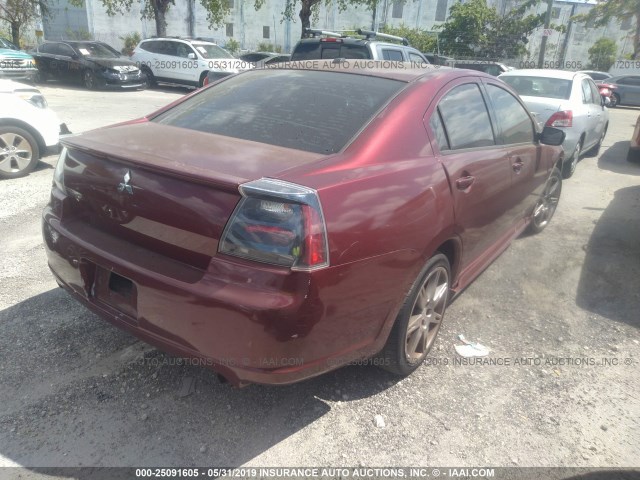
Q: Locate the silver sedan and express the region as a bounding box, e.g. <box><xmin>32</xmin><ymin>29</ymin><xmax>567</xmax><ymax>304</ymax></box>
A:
<box><xmin>499</xmin><ymin>69</ymin><xmax>609</xmax><ymax>179</ymax></box>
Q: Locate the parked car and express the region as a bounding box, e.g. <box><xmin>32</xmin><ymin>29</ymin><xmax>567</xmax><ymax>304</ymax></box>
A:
<box><xmin>290</xmin><ymin>29</ymin><xmax>429</xmax><ymax>63</ymax></box>
<box><xmin>500</xmin><ymin>69</ymin><xmax>609</xmax><ymax>178</ymax></box>
<box><xmin>0</xmin><ymin>38</ymin><xmax>19</xmax><ymax>50</ymax></box>
<box><xmin>596</xmin><ymin>82</ymin><xmax>618</xmax><ymax>107</ymax></box>
<box><xmin>579</xmin><ymin>70</ymin><xmax>612</xmax><ymax>82</ymax></box>
<box><xmin>43</xmin><ymin>63</ymin><xmax>565</xmax><ymax>386</ymax></box>
<box><xmin>0</xmin><ymin>79</ymin><xmax>66</xmax><ymax>179</ymax></box>
<box><xmin>450</xmin><ymin>60</ymin><xmax>511</xmax><ymax>76</ymax></box>
<box><xmin>423</xmin><ymin>53</ymin><xmax>453</xmax><ymax>66</ymax></box>
<box><xmin>606</xmin><ymin>75</ymin><xmax>640</xmax><ymax>107</ymax></box>
<box><xmin>31</xmin><ymin>41</ymin><xmax>145</xmax><ymax>90</ymax></box>
<box><xmin>239</xmin><ymin>52</ymin><xmax>290</xmax><ymax>66</ymax></box>
<box><xmin>131</xmin><ymin>37</ymin><xmax>247</xmax><ymax>88</ymax></box>
<box><xmin>0</xmin><ymin>48</ymin><xmax>38</xmax><ymax>82</ymax></box>
<box><xmin>628</xmin><ymin>115</ymin><xmax>640</xmax><ymax>163</ymax></box>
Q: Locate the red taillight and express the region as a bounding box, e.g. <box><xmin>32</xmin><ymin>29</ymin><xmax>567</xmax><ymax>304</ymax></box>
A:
<box><xmin>302</xmin><ymin>205</ymin><xmax>326</xmax><ymax>267</ymax></box>
<box><xmin>219</xmin><ymin>179</ymin><xmax>329</xmax><ymax>270</ymax></box>
<box><xmin>546</xmin><ymin>110</ymin><xmax>573</xmax><ymax>128</ymax></box>
<box><xmin>320</xmin><ymin>38</ymin><xmax>342</xmax><ymax>43</ymax></box>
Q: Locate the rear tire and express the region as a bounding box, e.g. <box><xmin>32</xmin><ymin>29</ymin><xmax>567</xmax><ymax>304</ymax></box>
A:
<box><xmin>141</xmin><ymin>66</ymin><xmax>156</xmax><ymax>88</ymax></box>
<box><xmin>562</xmin><ymin>139</ymin><xmax>582</xmax><ymax>179</ymax></box>
<box><xmin>380</xmin><ymin>253</ymin><xmax>451</xmax><ymax>376</ymax></box>
<box><xmin>611</xmin><ymin>93</ymin><xmax>620</xmax><ymax>107</ymax></box>
<box><xmin>586</xmin><ymin>124</ymin><xmax>607</xmax><ymax>157</ymax></box>
<box><xmin>198</xmin><ymin>71</ymin><xmax>208</xmax><ymax>88</ymax></box>
<box><xmin>0</xmin><ymin>126</ymin><xmax>40</xmax><ymax>179</ymax></box>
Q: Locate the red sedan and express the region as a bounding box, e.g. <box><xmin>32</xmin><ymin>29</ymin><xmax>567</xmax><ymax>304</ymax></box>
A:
<box><xmin>43</xmin><ymin>62</ymin><xmax>565</xmax><ymax>386</ymax></box>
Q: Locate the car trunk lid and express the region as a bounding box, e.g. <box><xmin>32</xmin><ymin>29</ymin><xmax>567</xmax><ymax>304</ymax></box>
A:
<box><xmin>60</xmin><ymin>122</ymin><xmax>326</xmax><ymax>270</ymax></box>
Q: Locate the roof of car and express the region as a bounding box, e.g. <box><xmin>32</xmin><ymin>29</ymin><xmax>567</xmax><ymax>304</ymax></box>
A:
<box><xmin>261</xmin><ymin>60</ymin><xmax>489</xmax><ymax>83</ymax></box>
<box><xmin>499</xmin><ymin>69</ymin><xmax>583</xmax><ymax>80</ymax></box>
<box><xmin>141</xmin><ymin>37</ymin><xmax>218</xmax><ymax>45</ymax></box>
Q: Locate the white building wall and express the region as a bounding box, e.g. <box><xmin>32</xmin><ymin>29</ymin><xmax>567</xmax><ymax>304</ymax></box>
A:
<box><xmin>53</xmin><ymin>0</ymin><xmax>631</xmax><ymax>64</ymax></box>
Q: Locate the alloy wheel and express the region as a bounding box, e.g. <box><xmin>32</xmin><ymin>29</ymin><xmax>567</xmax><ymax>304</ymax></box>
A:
<box><xmin>0</xmin><ymin>132</ymin><xmax>33</xmax><ymax>174</ymax></box>
<box><xmin>405</xmin><ymin>266</ymin><xmax>449</xmax><ymax>363</ymax></box>
<box><xmin>532</xmin><ymin>172</ymin><xmax>561</xmax><ymax>230</ymax></box>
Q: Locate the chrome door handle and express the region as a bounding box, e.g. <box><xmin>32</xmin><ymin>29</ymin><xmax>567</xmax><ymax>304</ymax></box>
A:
<box><xmin>456</xmin><ymin>176</ymin><xmax>475</xmax><ymax>190</ymax></box>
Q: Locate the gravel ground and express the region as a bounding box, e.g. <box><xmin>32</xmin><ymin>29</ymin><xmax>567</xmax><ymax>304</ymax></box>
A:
<box><xmin>0</xmin><ymin>84</ymin><xmax>638</xmax><ymax>476</ymax></box>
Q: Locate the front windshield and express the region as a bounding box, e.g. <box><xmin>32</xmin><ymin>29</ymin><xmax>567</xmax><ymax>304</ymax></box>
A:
<box><xmin>192</xmin><ymin>43</ymin><xmax>234</xmax><ymax>59</ymax></box>
<box><xmin>75</xmin><ymin>43</ymin><xmax>119</xmax><ymax>58</ymax></box>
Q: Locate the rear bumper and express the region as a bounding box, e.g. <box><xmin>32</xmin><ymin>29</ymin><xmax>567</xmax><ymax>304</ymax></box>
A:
<box><xmin>42</xmin><ymin>203</ymin><xmax>407</xmax><ymax>386</ymax></box>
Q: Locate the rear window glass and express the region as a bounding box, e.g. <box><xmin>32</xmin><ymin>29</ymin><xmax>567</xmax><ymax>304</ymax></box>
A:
<box><xmin>501</xmin><ymin>75</ymin><xmax>572</xmax><ymax>99</ymax></box>
<box><xmin>153</xmin><ymin>69</ymin><xmax>404</xmax><ymax>154</ymax></box>
<box><xmin>291</xmin><ymin>42</ymin><xmax>371</xmax><ymax>60</ymax></box>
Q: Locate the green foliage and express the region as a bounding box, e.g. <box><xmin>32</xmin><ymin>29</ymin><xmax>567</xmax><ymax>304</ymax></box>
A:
<box><xmin>572</xmin><ymin>0</ymin><xmax>639</xmax><ymax>59</ymax></box>
<box><xmin>119</xmin><ymin>31</ymin><xmax>141</xmax><ymax>55</ymax></box>
<box><xmin>199</xmin><ymin>0</ymin><xmax>231</xmax><ymax>30</ymax></box>
<box><xmin>64</xmin><ymin>27</ymin><xmax>92</xmax><ymax>40</ymax></box>
<box><xmin>256</xmin><ymin>42</ymin><xmax>282</xmax><ymax>53</ymax></box>
<box><xmin>254</xmin><ymin>0</ymin><xmax>374</xmax><ymax>39</ymax></box>
<box><xmin>225</xmin><ymin>38</ymin><xmax>239</xmax><ymax>55</ymax></box>
<box><xmin>380</xmin><ymin>24</ymin><xmax>437</xmax><ymax>52</ymax></box>
<box><xmin>437</xmin><ymin>0</ymin><xmax>546</xmax><ymax>59</ymax></box>
<box><xmin>588</xmin><ymin>37</ymin><xmax>617</xmax><ymax>71</ymax></box>
<box><xmin>0</xmin><ymin>0</ymin><xmax>49</xmax><ymax>45</ymax></box>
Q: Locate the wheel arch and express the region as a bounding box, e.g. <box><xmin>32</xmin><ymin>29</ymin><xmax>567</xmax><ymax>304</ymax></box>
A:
<box><xmin>432</xmin><ymin>237</ymin><xmax>461</xmax><ymax>285</ymax></box>
<box><xmin>0</xmin><ymin>119</ymin><xmax>46</xmax><ymax>159</ymax></box>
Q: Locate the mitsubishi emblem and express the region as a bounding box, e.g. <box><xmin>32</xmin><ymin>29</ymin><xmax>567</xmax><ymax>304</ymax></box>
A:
<box><xmin>117</xmin><ymin>170</ymin><xmax>133</xmax><ymax>195</ymax></box>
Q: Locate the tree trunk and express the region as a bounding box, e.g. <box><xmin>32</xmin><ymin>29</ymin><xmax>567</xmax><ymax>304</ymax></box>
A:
<box><xmin>299</xmin><ymin>1</ymin><xmax>312</xmax><ymax>38</ymax></box>
<box><xmin>298</xmin><ymin>0</ymin><xmax>321</xmax><ymax>38</ymax></box>
<box><xmin>11</xmin><ymin>22</ymin><xmax>20</xmax><ymax>47</ymax></box>
<box><xmin>151</xmin><ymin>0</ymin><xmax>170</xmax><ymax>37</ymax></box>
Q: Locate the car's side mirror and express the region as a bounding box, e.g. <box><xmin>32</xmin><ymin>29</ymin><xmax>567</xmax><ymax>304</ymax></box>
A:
<box><xmin>188</xmin><ymin>53</ymin><xmax>196</xmax><ymax>60</ymax></box>
<box><xmin>538</xmin><ymin>126</ymin><xmax>566</xmax><ymax>146</ymax></box>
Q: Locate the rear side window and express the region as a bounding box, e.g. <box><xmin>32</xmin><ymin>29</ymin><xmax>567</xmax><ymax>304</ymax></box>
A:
<box><xmin>139</xmin><ymin>41</ymin><xmax>157</xmax><ymax>53</ymax></box>
<box><xmin>486</xmin><ymin>84</ymin><xmax>534</xmax><ymax>145</ymax></box>
<box><xmin>153</xmin><ymin>69</ymin><xmax>404</xmax><ymax>154</ymax></box>
<box><xmin>382</xmin><ymin>49</ymin><xmax>404</xmax><ymax>61</ymax></box>
<box><xmin>438</xmin><ymin>83</ymin><xmax>495</xmax><ymax>149</ymax></box>
<box><xmin>291</xmin><ymin>42</ymin><xmax>371</xmax><ymax>60</ymax></box>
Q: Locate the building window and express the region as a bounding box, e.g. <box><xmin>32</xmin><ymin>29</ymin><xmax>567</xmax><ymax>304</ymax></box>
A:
<box><xmin>392</xmin><ymin>0</ymin><xmax>404</xmax><ymax>19</ymax></box>
<box><xmin>226</xmin><ymin>23</ymin><xmax>233</xmax><ymax>37</ymax></box>
<box><xmin>435</xmin><ymin>0</ymin><xmax>448</xmax><ymax>22</ymax></box>
<box><xmin>551</xmin><ymin>7</ymin><xmax>560</xmax><ymax>19</ymax></box>
<box><xmin>621</xmin><ymin>17</ymin><xmax>632</xmax><ymax>30</ymax></box>
<box><xmin>263</xmin><ymin>26</ymin><xmax>270</xmax><ymax>39</ymax></box>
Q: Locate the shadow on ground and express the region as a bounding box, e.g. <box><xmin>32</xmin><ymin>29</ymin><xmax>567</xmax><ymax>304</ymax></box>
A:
<box><xmin>598</xmin><ymin>141</ymin><xmax>640</xmax><ymax>176</ymax></box>
<box><xmin>576</xmin><ymin>185</ymin><xmax>640</xmax><ymax>328</ymax></box>
<box><xmin>0</xmin><ymin>288</ymin><xmax>400</xmax><ymax>472</ymax></box>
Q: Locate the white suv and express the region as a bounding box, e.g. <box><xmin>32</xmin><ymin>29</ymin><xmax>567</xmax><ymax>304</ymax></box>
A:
<box><xmin>131</xmin><ymin>37</ymin><xmax>248</xmax><ymax>88</ymax></box>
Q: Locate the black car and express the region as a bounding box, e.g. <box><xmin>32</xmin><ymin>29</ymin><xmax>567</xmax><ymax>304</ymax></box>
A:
<box><xmin>31</xmin><ymin>41</ymin><xmax>145</xmax><ymax>90</ymax></box>
<box><xmin>238</xmin><ymin>52</ymin><xmax>291</xmax><ymax>66</ymax></box>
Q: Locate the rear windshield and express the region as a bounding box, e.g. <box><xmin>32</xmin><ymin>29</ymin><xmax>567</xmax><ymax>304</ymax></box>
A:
<box><xmin>152</xmin><ymin>69</ymin><xmax>404</xmax><ymax>154</ymax></box>
<box><xmin>501</xmin><ymin>75</ymin><xmax>572</xmax><ymax>100</ymax></box>
<box><xmin>291</xmin><ymin>42</ymin><xmax>371</xmax><ymax>60</ymax></box>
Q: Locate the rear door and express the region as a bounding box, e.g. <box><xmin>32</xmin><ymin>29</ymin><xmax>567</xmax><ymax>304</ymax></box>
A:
<box><xmin>426</xmin><ymin>80</ymin><xmax>514</xmax><ymax>271</ymax></box>
<box><xmin>580</xmin><ymin>78</ymin><xmax>599</xmax><ymax>147</ymax></box>
<box><xmin>617</xmin><ymin>76</ymin><xmax>640</xmax><ymax>105</ymax></box>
